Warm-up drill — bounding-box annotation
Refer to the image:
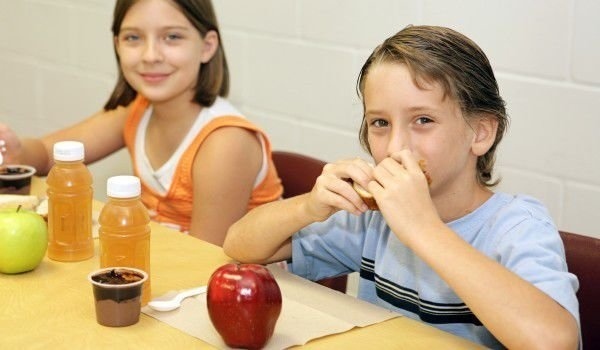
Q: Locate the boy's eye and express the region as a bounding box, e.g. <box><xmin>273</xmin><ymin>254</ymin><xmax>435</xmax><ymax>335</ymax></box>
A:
<box><xmin>415</xmin><ymin>116</ymin><xmax>433</xmax><ymax>125</ymax></box>
<box><xmin>165</xmin><ymin>33</ymin><xmax>183</xmax><ymax>41</ymax></box>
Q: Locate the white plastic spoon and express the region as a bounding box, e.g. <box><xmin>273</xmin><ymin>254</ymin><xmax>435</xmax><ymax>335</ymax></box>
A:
<box><xmin>148</xmin><ymin>285</ymin><xmax>207</xmax><ymax>312</ymax></box>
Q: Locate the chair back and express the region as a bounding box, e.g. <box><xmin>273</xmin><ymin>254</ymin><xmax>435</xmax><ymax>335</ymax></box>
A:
<box><xmin>559</xmin><ymin>231</ymin><xmax>600</xmax><ymax>350</ymax></box>
<box><xmin>272</xmin><ymin>150</ymin><xmax>325</xmax><ymax>198</ymax></box>
<box><xmin>272</xmin><ymin>151</ymin><xmax>347</xmax><ymax>293</ymax></box>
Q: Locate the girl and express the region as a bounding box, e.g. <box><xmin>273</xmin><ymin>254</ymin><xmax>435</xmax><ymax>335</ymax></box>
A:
<box><xmin>224</xmin><ymin>25</ymin><xmax>579</xmax><ymax>349</ymax></box>
<box><xmin>0</xmin><ymin>0</ymin><xmax>282</xmax><ymax>246</ymax></box>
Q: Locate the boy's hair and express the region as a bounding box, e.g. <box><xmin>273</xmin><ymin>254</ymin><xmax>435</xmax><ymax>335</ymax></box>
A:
<box><xmin>356</xmin><ymin>25</ymin><xmax>508</xmax><ymax>187</ymax></box>
<box><xmin>104</xmin><ymin>0</ymin><xmax>229</xmax><ymax>110</ymax></box>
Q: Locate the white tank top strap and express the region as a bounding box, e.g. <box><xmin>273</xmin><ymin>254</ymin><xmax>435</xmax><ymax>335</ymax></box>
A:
<box><xmin>134</xmin><ymin>97</ymin><xmax>268</xmax><ymax>195</ymax></box>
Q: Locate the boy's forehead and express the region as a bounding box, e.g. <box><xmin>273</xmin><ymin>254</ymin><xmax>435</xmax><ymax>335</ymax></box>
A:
<box><xmin>364</xmin><ymin>62</ymin><xmax>454</xmax><ymax>107</ymax></box>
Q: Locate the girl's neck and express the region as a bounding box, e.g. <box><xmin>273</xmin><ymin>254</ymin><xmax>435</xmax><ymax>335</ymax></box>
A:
<box><xmin>150</xmin><ymin>93</ymin><xmax>202</xmax><ymax>123</ymax></box>
<box><xmin>143</xmin><ymin>93</ymin><xmax>204</xmax><ymax>169</ymax></box>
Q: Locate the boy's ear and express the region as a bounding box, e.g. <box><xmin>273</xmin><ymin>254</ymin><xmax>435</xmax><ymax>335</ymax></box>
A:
<box><xmin>471</xmin><ymin>115</ymin><xmax>498</xmax><ymax>156</ymax></box>
<box><xmin>200</xmin><ymin>30</ymin><xmax>219</xmax><ymax>63</ymax></box>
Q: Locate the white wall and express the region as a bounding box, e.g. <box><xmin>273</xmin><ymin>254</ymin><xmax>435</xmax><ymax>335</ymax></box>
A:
<box><xmin>0</xmin><ymin>0</ymin><xmax>598</xmax><ymax>238</ymax></box>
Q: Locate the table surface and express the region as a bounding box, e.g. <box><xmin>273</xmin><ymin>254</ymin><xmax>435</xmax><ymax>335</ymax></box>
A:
<box><xmin>0</xmin><ymin>178</ymin><xmax>483</xmax><ymax>349</ymax></box>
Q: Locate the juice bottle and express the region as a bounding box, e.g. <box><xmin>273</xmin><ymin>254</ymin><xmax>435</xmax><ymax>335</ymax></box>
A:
<box><xmin>47</xmin><ymin>141</ymin><xmax>94</xmax><ymax>261</ymax></box>
<box><xmin>99</xmin><ymin>175</ymin><xmax>151</xmax><ymax>305</ymax></box>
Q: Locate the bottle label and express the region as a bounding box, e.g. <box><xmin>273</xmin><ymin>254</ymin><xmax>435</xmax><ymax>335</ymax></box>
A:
<box><xmin>47</xmin><ymin>191</ymin><xmax>93</xmax><ymax>260</ymax></box>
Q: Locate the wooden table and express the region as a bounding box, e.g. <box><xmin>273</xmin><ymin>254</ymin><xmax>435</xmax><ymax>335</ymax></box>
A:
<box><xmin>0</xmin><ymin>178</ymin><xmax>483</xmax><ymax>349</ymax></box>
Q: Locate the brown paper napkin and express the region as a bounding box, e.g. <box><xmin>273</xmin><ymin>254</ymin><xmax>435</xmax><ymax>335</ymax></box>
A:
<box><xmin>142</xmin><ymin>265</ymin><xmax>400</xmax><ymax>349</ymax></box>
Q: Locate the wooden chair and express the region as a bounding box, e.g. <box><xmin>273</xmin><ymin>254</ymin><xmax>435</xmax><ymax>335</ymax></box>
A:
<box><xmin>272</xmin><ymin>150</ymin><xmax>348</xmax><ymax>293</ymax></box>
<box><xmin>559</xmin><ymin>230</ymin><xmax>600</xmax><ymax>349</ymax></box>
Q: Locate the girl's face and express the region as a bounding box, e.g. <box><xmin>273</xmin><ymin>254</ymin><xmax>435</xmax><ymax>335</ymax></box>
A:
<box><xmin>363</xmin><ymin>62</ymin><xmax>480</xmax><ymax>197</ymax></box>
<box><xmin>115</xmin><ymin>0</ymin><xmax>216</xmax><ymax>105</ymax></box>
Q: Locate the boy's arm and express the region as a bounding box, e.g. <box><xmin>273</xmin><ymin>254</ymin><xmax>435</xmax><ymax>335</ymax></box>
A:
<box><xmin>407</xmin><ymin>224</ymin><xmax>579</xmax><ymax>350</ymax></box>
<box><xmin>224</xmin><ymin>157</ymin><xmax>375</xmax><ymax>264</ymax></box>
<box><xmin>223</xmin><ymin>194</ymin><xmax>313</xmax><ymax>264</ymax></box>
<box><xmin>373</xmin><ymin>151</ymin><xmax>578</xmax><ymax>349</ymax></box>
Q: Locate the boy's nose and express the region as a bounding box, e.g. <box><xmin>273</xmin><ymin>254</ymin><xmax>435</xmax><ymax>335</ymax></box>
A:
<box><xmin>386</xmin><ymin>128</ymin><xmax>408</xmax><ymax>155</ymax></box>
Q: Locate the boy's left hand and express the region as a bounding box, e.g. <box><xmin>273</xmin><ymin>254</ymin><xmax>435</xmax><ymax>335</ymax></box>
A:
<box><xmin>368</xmin><ymin>149</ymin><xmax>438</xmax><ymax>240</ymax></box>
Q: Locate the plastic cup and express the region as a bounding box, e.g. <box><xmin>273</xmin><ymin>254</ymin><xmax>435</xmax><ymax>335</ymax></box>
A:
<box><xmin>0</xmin><ymin>165</ymin><xmax>36</xmax><ymax>194</ymax></box>
<box><xmin>88</xmin><ymin>267</ymin><xmax>148</xmax><ymax>327</ymax></box>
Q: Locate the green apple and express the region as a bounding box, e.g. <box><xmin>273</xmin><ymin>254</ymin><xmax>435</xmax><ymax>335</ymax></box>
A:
<box><xmin>0</xmin><ymin>208</ymin><xmax>48</xmax><ymax>274</ymax></box>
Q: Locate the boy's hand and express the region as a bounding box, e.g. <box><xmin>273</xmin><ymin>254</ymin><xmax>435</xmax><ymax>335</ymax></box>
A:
<box><xmin>304</xmin><ymin>157</ymin><xmax>374</xmax><ymax>221</ymax></box>
<box><xmin>368</xmin><ymin>149</ymin><xmax>438</xmax><ymax>239</ymax></box>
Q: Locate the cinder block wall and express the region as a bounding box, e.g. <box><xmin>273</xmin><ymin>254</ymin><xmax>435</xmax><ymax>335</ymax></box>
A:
<box><xmin>1</xmin><ymin>0</ymin><xmax>599</xmax><ymax>239</ymax></box>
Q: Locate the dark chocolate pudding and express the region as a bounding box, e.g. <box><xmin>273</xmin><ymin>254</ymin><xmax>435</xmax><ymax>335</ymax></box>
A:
<box><xmin>89</xmin><ymin>268</ymin><xmax>147</xmax><ymax>327</ymax></box>
<box><xmin>0</xmin><ymin>165</ymin><xmax>36</xmax><ymax>194</ymax></box>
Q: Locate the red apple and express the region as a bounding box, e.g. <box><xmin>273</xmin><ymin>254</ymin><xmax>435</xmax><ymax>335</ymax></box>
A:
<box><xmin>206</xmin><ymin>263</ymin><xmax>282</xmax><ymax>349</ymax></box>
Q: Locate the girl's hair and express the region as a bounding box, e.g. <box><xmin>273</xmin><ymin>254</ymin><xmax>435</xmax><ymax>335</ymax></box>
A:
<box><xmin>104</xmin><ymin>0</ymin><xmax>229</xmax><ymax>110</ymax></box>
<box><xmin>356</xmin><ymin>25</ymin><xmax>508</xmax><ymax>187</ymax></box>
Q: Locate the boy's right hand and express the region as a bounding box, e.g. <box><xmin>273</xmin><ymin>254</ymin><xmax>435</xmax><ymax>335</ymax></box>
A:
<box><xmin>304</xmin><ymin>157</ymin><xmax>374</xmax><ymax>221</ymax></box>
<box><xmin>0</xmin><ymin>123</ymin><xmax>23</xmax><ymax>164</ymax></box>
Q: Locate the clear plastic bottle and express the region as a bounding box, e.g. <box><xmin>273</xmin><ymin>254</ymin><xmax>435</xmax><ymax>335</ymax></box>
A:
<box><xmin>47</xmin><ymin>141</ymin><xmax>94</xmax><ymax>261</ymax></box>
<box><xmin>99</xmin><ymin>175</ymin><xmax>151</xmax><ymax>305</ymax></box>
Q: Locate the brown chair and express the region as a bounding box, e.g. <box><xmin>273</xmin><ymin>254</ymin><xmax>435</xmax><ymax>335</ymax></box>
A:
<box><xmin>272</xmin><ymin>150</ymin><xmax>348</xmax><ymax>293</ymax></box>
<box><xmin>559</xmin><ymin>231</ymin><xmax>600</xmax><ymax>350</ymax></box>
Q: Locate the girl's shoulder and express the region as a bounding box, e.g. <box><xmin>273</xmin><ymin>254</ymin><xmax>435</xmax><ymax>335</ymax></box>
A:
<box><xmin>204</xmin><ymin>97</ymin><xmax>244</xmax><ymax>119</ymax></box>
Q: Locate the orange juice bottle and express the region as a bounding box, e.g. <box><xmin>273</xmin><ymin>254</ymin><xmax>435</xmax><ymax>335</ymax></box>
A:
<box><xmin>99</xmin><ymin>175</ymin><xmax>151</xmax><ymax>305</ymax></box>
<box><xmin>47</xmin><ymin>141</ymin><xmax>94</xmax><ymax>261</ymax></box>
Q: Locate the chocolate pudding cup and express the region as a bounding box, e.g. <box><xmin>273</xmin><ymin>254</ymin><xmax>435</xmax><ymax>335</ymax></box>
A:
<box><xmin>88</xmin><ymin>267</ymin><xmax>148</xmax><ymax>327</ymax></box>
<box><xmin>0</xmin><ymin>165</ymin><xmax>36</xmax><ymax>194</ymax></box>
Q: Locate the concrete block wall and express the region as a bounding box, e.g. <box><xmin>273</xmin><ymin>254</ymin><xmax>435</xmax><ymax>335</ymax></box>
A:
<box><xmin>0</xmin><ymin>0</ymin><xmax>598</xmax><ymax>239</ymax></box>
<box><xmin>0</xmin><ymin>0</ymin><xmax>129</xmax><ymax>199</ymax></box>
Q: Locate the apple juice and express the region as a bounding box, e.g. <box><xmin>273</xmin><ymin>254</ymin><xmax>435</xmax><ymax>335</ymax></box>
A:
<box><xmin>99</xmin><ymin>176</ymin><xmax>151</xmax><ymax>305</ymax></box>
<box><xmin>47</xmin><ymin>141</ymin><xmax>94</xmax><ymax>262</ymax></box>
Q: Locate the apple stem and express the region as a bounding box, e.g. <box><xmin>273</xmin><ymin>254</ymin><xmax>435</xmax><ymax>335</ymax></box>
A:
<box><xmin>16</xmin><ymin>204</ymin><xmax>22</xmax><ymax>213</ymax></box>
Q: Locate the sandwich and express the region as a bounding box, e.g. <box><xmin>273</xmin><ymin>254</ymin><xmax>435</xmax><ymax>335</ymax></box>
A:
<box><xmin>0</xmin><ymin>195</ymin><xmax>48</xmax><ymax>221</ymax></box>
<box><xmin>352</xmin><ymin>182</ymin><xmax>379</xmax><ymax>210</ymax></box>
<box><xmin>0</xmin><ymin>194</ymin><xmax>40</xmax><ymax>211</ymax></box>
<box><xmin>352</xmin><ymin>160</ymin><xmax>431</xmax><ymax>211</ymax></box>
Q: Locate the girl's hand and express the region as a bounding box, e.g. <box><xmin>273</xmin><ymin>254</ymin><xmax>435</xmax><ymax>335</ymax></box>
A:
<box><xmin>304</xmin><ymin>157</ymin><xmax>374</xmax><ymax>221</ymax></box>
<box><xmin>368</xmin><ymin>149</ymin><xmax>439</xmax><ymax>240</ymax></box>
<box><xmin>0</xmin><ymin>123</ymin><xmax>23</xmax><ymax>164</ymax></box>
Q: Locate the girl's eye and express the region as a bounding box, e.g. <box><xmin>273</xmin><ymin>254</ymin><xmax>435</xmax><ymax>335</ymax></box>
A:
<box><xmin>121</xmin><ymin>34</ymin><xmax>140</xmax><ymax>42</ymax></box>
<box><xmin>369</xmin><ymin>119</ymin><xmax>389</xmax><ymax>128</ymax></box>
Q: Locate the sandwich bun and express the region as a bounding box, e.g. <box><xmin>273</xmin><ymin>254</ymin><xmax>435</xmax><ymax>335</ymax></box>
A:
<box><xmin>352</xmin><ymin>182</ymin><xmax>379</xmax><ymax>210</ymax></box>
<box><xmin>0</xmin><ymin>194</ymin><xmax>40</xmax><ymax>211</ymax></box>
<box><xmin>0</xmin><ymin>195</ymin><xmax>48</xmax><ymax>221</ymax></box>
<box><xmin>352</xmin><ymin>159</ymin><xmax>432</xmax><ymax>211</ymax></box>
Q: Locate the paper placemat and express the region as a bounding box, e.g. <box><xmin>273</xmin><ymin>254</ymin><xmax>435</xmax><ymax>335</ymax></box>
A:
<box><xmin>142</xmin><ymin>265</ymin><xmax>400</xmax><ymax>349</ymax></box>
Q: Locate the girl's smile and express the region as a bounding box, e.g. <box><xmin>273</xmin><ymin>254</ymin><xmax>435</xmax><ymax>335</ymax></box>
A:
<box><xmin>139</xmin><ymin>72</ymin><xmax>171</xmax><ymax>84</ymax></box>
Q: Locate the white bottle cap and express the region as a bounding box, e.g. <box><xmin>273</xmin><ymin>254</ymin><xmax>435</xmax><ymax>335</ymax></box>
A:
<box><xmin>106</xmin><ymin>175</ymin><xmax>141</xmax><ymax>198</ymax></box>
<box><xmin>53</xmin><ymin>141</ymin><xmax>85</xmax><ymax>161</ymax></box>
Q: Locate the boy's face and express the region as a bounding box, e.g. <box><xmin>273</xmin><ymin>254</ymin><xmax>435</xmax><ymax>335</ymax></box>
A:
<box><xmin>363</xmin><ymin>62</ymin><xmax>479</xmax><ymax>197</ymax></box>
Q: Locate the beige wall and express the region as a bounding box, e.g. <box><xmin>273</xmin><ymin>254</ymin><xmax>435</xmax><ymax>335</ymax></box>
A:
<box><xmin>0</xmin><ymin>0</ymin><xmax>599</xmax><ymax>238</ymax></box>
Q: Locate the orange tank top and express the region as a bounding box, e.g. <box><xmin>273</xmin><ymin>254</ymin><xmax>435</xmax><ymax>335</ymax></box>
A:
<box><xmin>123</xmin><ymin>95</ymin><xmax>283</xmax><ymax>233</ymax></box>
